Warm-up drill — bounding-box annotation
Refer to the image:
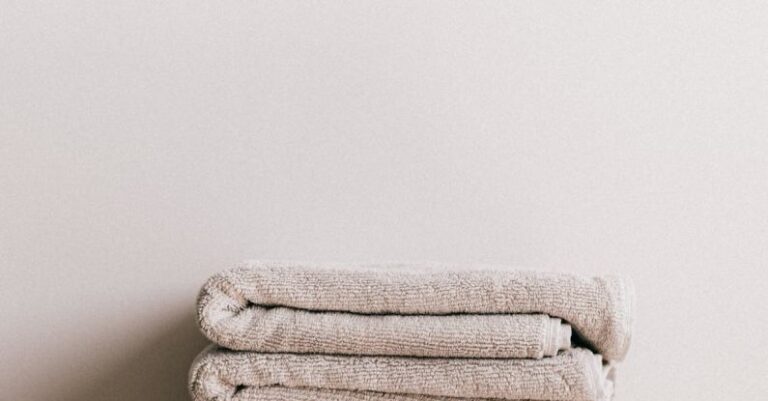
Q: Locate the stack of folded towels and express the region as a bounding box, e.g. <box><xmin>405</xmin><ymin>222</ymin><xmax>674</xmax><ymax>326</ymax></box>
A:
<box><xmin>189</xmin><ymin>261</ymin><xmax>634</xmax><ymax>401</ymax></box>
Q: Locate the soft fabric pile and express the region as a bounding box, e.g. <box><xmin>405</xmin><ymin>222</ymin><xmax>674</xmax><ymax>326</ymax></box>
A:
<box><xmin>189</xmin><ymin>261</ymin><xmax>634</xmax><ymax>401</ymax></box>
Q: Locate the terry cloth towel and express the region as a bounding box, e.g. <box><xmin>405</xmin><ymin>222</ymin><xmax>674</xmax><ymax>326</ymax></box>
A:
<box><xmin>189</xmin><ymin>345</ymin><xmax>615</xmax><ymax>401</ymax></box>
<box><xmin>196</xmin><ymin>261</ymin><xmax>633</xmax><ymax>361</ymax></box>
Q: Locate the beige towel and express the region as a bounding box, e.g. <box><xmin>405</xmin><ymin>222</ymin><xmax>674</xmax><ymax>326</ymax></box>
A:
<box><xmin>197</xmin><ymin>261</ymin><xmax>633</xmax><ymax>361</ymax></box>
<box><xmin>189</xmin><ymin>345</ymin><xmax>614</xmax><ymax>401</ymax></box>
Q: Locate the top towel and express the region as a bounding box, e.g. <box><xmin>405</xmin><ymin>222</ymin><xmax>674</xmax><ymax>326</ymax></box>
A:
<box><xmin>196</xmin><ymin>261</ymin><xmax>634</xmax><ymax>361</ymax></box>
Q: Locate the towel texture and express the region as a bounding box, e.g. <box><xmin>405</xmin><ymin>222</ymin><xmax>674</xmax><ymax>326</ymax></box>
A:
<box><xmin>190</xmin><ymin>345</ymin><xmax>615</xmax><ymax>401</ymax></box>
<box><xmin>197</xmin><ymin>261</ymin><xmax>633</xmax><ymax>361</ymax></box>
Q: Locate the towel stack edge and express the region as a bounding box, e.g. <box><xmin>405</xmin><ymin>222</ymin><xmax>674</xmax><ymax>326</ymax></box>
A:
<box><xmin>189</xmin><ymin>261</ymin><xmax>634</xmax><ymax>401</ymax></box>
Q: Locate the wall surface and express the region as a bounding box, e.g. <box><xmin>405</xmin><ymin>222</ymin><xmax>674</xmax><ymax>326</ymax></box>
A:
<box><xmin>2</xmin><ymin>2</ymin><xmax>767</xmax><ymax>400</ymax></box>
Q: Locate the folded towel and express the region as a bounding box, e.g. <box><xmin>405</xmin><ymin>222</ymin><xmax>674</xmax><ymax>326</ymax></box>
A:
<box><xmin>197</xmin><ymin>261</ymin><xmax>633</xmax><ymax>361</ymax></box>
<box><xmin>189</xmin><ymin>345</ymin><xmax>614</xmax><ymax>401</ymax></box>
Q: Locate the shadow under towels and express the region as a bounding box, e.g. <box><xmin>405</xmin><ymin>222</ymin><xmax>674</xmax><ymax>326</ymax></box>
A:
<box><xmin>190</xmin><ymin>261</ymin><xmax>634</xmax><ymax>401</ymax></box>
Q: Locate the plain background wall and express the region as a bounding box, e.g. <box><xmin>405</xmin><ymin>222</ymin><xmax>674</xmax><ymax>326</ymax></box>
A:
<box><xmin>2</xmin><ymin>2</ymin><xmax>767</xmax><ymax>400</ymax></box>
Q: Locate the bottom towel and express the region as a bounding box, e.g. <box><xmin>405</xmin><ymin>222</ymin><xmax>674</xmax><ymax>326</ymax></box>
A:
<box><xmin>189</xmin><ymin>346</ymin><xmax>614</xmax><ymax>401</ymax></box>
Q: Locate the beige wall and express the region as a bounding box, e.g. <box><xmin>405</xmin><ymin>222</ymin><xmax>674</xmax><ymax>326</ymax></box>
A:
<box><xmin>2</xmin><ymin>2</ymin><xmax>767</xmax><ymax>400</ymax></box>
